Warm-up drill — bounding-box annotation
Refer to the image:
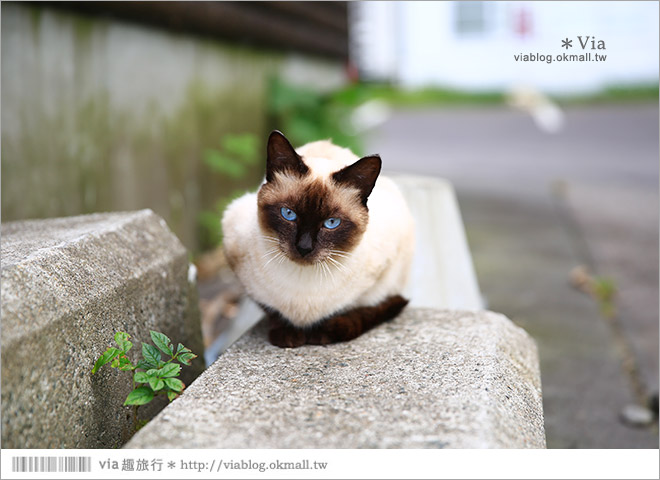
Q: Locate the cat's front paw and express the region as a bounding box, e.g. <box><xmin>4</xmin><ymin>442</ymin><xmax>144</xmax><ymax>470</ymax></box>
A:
<box><xmin>305</xmin><ymin>329</ymin><xmax>332</xmax><ymax>345</ymax></box>
<box><xmin>306</xmin><ymin>315</ymin><xmax>360</xmax><ymax>345</ymax></box>
<box><xmin>269</xmin><ymin>326</ymin><xmax>306</xmax><ymax>348</ymax></box>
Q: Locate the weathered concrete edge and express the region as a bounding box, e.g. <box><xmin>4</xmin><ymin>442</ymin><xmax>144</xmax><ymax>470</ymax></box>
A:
<box><xmin>1</xmin><ymin>209</ymin><xmax>181</xmax><ymax>345</ymax></box>
<box><xmin>1</xmin><ymin>210</ymin><xmax>204</xmax><ymax>448</ymax></box>
<box><xmin>127</xmin><ymin>308</ymin><xmax>545</xmax><ymax>449</ymax></box>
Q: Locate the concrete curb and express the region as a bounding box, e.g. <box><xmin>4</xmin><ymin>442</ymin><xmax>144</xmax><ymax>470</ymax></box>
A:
<box><xmin>127</xmin><ymin>308</ymin><xmax>545</xmax><ymax>448</ymax></box>
<box><xmin>1</xmin><ymin>210</ymin><xmax>204</xmax><ymax>448</ymax></box>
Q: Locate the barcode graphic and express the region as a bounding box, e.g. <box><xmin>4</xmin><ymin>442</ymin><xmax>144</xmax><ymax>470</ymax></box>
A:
<box><xmin>11</xmin><ymin>456</ymin><xmax>92</xmax><ymax>473</ymax></box>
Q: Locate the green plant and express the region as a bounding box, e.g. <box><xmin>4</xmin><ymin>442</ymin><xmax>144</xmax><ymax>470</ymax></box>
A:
<box><xmin>92</xmin><ymin>331</ymin><xmax>197</xmax><ymax>431</ymax></box>
<box><xmin>199</xmin><ymin>133</ymin><xmax>261</xmax><ymax>247</ymax></box>
<box><xmin>268</xmin><ymin>77</ymin><xmax>363</xmax><ymax>155</ymax></box>
<box><xmin>591</xmin><ymin>275</ymin><xmax>617</xmax><ymax>318</ymax></box>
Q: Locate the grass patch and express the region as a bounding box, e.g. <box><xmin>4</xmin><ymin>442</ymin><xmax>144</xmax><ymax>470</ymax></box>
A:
<box><xmin>332</xmin><ymin>83</ymin><xmax>506</xmax><ymax>108</ymax></box>
<box><xmin>330</xmin><ymin>82</ymin><xmax>658</xmax><ymax>108</ymax></box>
<box><xmin>553</xmin><ymin>84</ymin><xmax>659</xmax><ymax>105</ymax></box>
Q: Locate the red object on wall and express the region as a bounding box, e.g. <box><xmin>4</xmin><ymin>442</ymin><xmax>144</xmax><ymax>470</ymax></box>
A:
<box><xmin>514</xmin><ymin>7</ymin><xmax>532</xmax><ymax>38</ymax></box>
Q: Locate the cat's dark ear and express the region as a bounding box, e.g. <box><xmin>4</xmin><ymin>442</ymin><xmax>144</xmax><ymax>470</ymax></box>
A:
<box><xmin>332</xmin><ymin>154</ymin><xmax>382</xmax><ymax>206</ymax></box>
<box><xmin>266</xmin><ymin>130</ymin><xmax>309</xmax><ymax>182</ymax></box>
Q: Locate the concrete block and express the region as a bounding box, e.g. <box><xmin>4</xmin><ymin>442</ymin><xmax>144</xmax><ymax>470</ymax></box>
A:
<box><xmin>391</xmin><ymin>174</ymin><xmax>483</xmax><ymax>310</ymax></box>
<box><xmin>1</xmin><ymin>210</ymin><xmax>204</xmax><ymax>448</ymax></box>
<box><xmin>127</xmin><ymin>308</ymin><xmax>545</xmax><ymax>448</ymax></box>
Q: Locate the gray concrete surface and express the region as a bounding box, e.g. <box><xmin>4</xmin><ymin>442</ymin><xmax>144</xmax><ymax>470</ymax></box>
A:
<box><xmin>368</xmin><ymin>105</ymin><xmax>659</xmax><ymax>448</ymax></box>
<box><xmin>375</xmin><ymin>106</ymin><xmax>658</xmax><ymax>196</ymax></box>
<box><xmin>1</xmin><ymin>210</ymin><xmax>204</xmax><ymax>448</ymax></box>
<box><xmin>563</xmin><ymin>183</ymin><xmax>659</xmax><ymax>397</ymax></box>
<box><xmin>127</xmin><ymin>308</ymin><xmax>545</xmax><ymax>449</ymax></box>
<box><xmin>458</xmin><ymin>193</ymin><xmax>657</xmax><ymax>448</ymax></box>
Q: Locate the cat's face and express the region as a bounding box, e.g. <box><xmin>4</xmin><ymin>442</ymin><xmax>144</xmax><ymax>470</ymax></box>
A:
<box><xmin>257</xmin><ymin>131</ymin><xmax>381</xmax><ymax>266</ymax></box>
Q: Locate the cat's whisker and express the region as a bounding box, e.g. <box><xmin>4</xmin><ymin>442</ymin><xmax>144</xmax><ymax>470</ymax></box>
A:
<box><xmin>328</xmin><ymin>249</ymin><xmax>352</xmax><ymax>260</ymax></box>
<box><xmin>321</xmin><ymin>259</ymin><xmax>334</xmax><ymax>282</ymax></box>
<box><xmin>260</xmin><ymin>236</ymin><xmax>280</xmax><ymax>245</ymax></box>
<box><xmin>318</xmin><ymin>261</ymin><xmax>326</xmax><ymax>281</ymax></box>
<box><xmin>327</xmin><ymin>256</ymin><xmax>347</xmax><ymax>274</ymax></box>
<box><xmin>315</xmin><ymin>260</ymin><xmax>326</xmax><ymax>281</ymax></box>
<box><xmin>315</xmin><ymin>262</ymin><xmax>323</xmax><ymax>280</ymax></box>
<box><xmin>261</xmin><ymin>248</ymin><xmax>280</xmax><ymax>259</ymax></box>
<box><xmin>263</xmin><ymin>251</ymin><xmax>284</xmax><ymax>268</ymax></box>
<box><xmin>328</xmin><ymin>260</ymin><xmax>338</xmax><ymax>282</ymax></box>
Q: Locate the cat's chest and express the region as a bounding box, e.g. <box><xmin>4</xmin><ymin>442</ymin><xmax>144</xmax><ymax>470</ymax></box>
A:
<box><xmin>240</xmin><ymin>249</ymin><xmax>374</xmax><ymax>325</ymax></box>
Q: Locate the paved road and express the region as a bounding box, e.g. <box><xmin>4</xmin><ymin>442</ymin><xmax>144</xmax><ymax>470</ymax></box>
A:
<box><xmin>370</xmin><ymin>105</ymin><xmax>658</xmax><ymax>195</ymax></box>
<box><xmin>366</xmin><ymin>105</ymin><xmax>659</xmax><ymax>448</ymax></box>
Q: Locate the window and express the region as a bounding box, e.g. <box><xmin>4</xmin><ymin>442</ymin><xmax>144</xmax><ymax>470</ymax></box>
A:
<box><xmin>454</xmin><ymin>1</ymin><xmax>489</xmax><ymax>35</ymax></box>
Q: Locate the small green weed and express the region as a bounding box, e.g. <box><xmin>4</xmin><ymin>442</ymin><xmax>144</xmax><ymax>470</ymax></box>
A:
<box><xmin>92</xmin><ymin>331</ymin><xmax>197</xmax><ymax>431</ymax></box>
<box><xmin>198</xmin><ymin>133</ymin><xmax>261</xmax><ymax>247</ymax></box>
<box><xmin>591</xmin><ymin>275</ymin><xmax>617</xmax><ymax>318</ymax></box>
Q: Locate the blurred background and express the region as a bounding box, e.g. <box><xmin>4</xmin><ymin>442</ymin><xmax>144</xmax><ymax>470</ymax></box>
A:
<box><xmin>2</xmin><ymin>1</ymin><xmax>658</xmax><ymax>448</ymax></box>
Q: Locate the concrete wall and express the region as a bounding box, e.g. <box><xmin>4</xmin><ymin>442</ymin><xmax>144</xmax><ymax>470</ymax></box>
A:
<box><xmin>1</xmin><ymin>3</ymin><xmax>346</xmax><ymax>250</ymax></box>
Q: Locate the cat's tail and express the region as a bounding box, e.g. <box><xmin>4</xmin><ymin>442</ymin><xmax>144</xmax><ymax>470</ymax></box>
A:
<box><xmin>362</xmin><ymin>294</ymin><xmax>409</xmax><ymax>333</ymax></box>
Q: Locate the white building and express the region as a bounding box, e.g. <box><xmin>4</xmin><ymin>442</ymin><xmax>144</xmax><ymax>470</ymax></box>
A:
<box><xmin>350</xmin><ymin>1</ymin><xmax>659</xmax><ymax>94</ymax></box>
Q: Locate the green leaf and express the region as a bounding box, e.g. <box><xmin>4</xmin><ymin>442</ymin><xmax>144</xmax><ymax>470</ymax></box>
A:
<box><xmin>158</xmin><ymin>363</ymin><xmax>181</xmax><ymax>378</ymax></box>
<box><xmin>91</xmin><ymin>347</ymin><xmax>121</xmax><ymax>374</ymax></box>
<box><xmin>136</xmin><ymin>359</ymin><xmax>157</xmax><ymax>370</ymax></box>
<box><xmin>221</xmin><ymin>134</ymin><xmax>258</xmax><ymax>164</ymax></box>
<box><xmin>133</xmin><ymin>371</ymin><xmax>150</xmax><ymax>383</ymax></box>
<box><xmin>178</xmin><ymin>352</ymin><xmax>197</xmax><ymax>366</ymax></box>
<box><xmin>148</xmin><ymin>377</ymin><xmax>165</xmax><ymax>392</ymax></box>
<box><xmin>176</xmin><ymin>343</ymin><xmax>187</xmax><ymax>355</ymax></box>
<box><xmin>142</xmin><ymin>343</ymin><xmax>161</xmax><ymax>367</ymax></box>
<box><xmin>114</xmin><ymin>332</ymin><xmax>132</xmax><ymax>353</ymax></box>
<box><xmin>150</xmin><ymin>331</ymin><xmax>173</xmax><ymax>356</ymax></box>
<box><xmin>163</xmin><ymin>377</ymin><xmax>184</xmax><ymax>392</ymax></box>
<box><xmin>167</xmin><ymin>390</ymin><xmax>179</xmax><ymax>402</ymax></box>
<box><xmin>124</xmin><ymin>386</ymin><xmax>154</xmax><ymax>406</ymax></box>
<box><xmin>203</xmin><ymin>150</ymin><xmax>246</xmax><ymax>178</ymax></box>
<box><xmin>117</xmin><ymin>356</ymin><xmax>135</xmax><ymax>371</ymax></box>
<box><xmin>145</xmin><ymin>369</ymin><xmax>159</xmax><ymax>379</ymax></box>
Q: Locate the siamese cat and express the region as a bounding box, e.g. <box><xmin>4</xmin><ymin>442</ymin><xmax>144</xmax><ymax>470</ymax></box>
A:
<box><xmin>222</xmin><ymin>131</ymin><xmax>414</xmax><ymax>348</ymax></box>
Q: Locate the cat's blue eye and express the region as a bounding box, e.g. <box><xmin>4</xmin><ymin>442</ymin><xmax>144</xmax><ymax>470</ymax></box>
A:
<box><xmin>323</xmin><ymin>217</ymin><xmax>341</xmax><ymax>229</ymax></box>
<box><xmin>280</xmin><ymin>207</ymin><xmax>297</xmax><ymax>221</ymax></box>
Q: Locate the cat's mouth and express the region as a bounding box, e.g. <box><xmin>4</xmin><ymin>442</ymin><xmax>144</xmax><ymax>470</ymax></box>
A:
<box><xmin>287</xmin><ymin>248</ymin><xmax>350</xmax><ymax>276</ymax></box>
<box><xmin>287</xmin><ymin>247</ymin><xmax>320</xmax><ymax>265</ymax></box>
<box><xmin>262</xmin><ymin>236</ymin><xmax>349</xmax><ymax>271</ymax></box>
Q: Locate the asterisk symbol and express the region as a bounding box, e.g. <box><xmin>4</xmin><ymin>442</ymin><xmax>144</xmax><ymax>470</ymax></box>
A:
<box><xmin>167</xmin><ymin>461</ymin><xmax>176</xmax><ymax>469</ymax></box>
<box><xmin>561</xmin><ymin>38</ymin><xmax>573</xmax><ymax>49</ymax></box>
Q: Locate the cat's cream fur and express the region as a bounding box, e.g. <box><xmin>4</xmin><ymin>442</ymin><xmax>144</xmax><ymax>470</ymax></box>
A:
<box><xmin>222</xmin><ymin>140</ymin><xmax>415</xmax><ymax>327</ymax></box>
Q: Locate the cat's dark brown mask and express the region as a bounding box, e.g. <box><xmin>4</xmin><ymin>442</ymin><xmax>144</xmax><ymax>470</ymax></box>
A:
<box><xmin>257</xmin><ymin>131</ymin><xmax>381</xmax><ymax>265</ymax></box>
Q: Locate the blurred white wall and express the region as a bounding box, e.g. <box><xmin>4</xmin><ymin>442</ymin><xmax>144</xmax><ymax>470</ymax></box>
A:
<box><xmin>350</xmin><ymin>1</ymin><xmax>659</xmax><ymax>94</ymax></box>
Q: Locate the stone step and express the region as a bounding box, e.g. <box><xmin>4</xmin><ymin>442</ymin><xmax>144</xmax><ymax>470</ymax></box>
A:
<box><xmin>1</xmin><ymin>209</ymin><xmax>204</xmax><ymax>448</ymax></box>
<box><xmin>127</xmin><ymin>308</ymin><xmax>545</xmax><ymax>448</ymax></box>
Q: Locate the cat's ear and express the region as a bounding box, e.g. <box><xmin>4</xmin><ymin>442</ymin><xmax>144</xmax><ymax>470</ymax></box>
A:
<box><xmin>266</xmin><ymin>130</ymin><xmax>309</xmax><ymax>182</ymax></box>
<box><xmin>332</xmin><ymin>154</ymin><xmax>382</xmax><ymax>206</ymax></box>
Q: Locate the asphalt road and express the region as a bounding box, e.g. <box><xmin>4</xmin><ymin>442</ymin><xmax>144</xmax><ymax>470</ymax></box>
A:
<box><xmin>371</xmin><ymin>105</ymin><xmax>658</xmax><ymax>195</ymax></box>
<box><xmin>366</xmin><ymin>104</ymin><xmax>659</xmax><ymax>448</ymax></box>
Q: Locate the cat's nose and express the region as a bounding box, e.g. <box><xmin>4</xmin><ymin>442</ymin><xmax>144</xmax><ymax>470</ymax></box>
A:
<box><xmin>296</xmin><ymin>233</ymin><xmax>313</xmax><ymax>257</ymax></box>
<box><xmin>296</xmin><ymin>245</ymin><xmax>313</xmax><ymax>257</ymax></box>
